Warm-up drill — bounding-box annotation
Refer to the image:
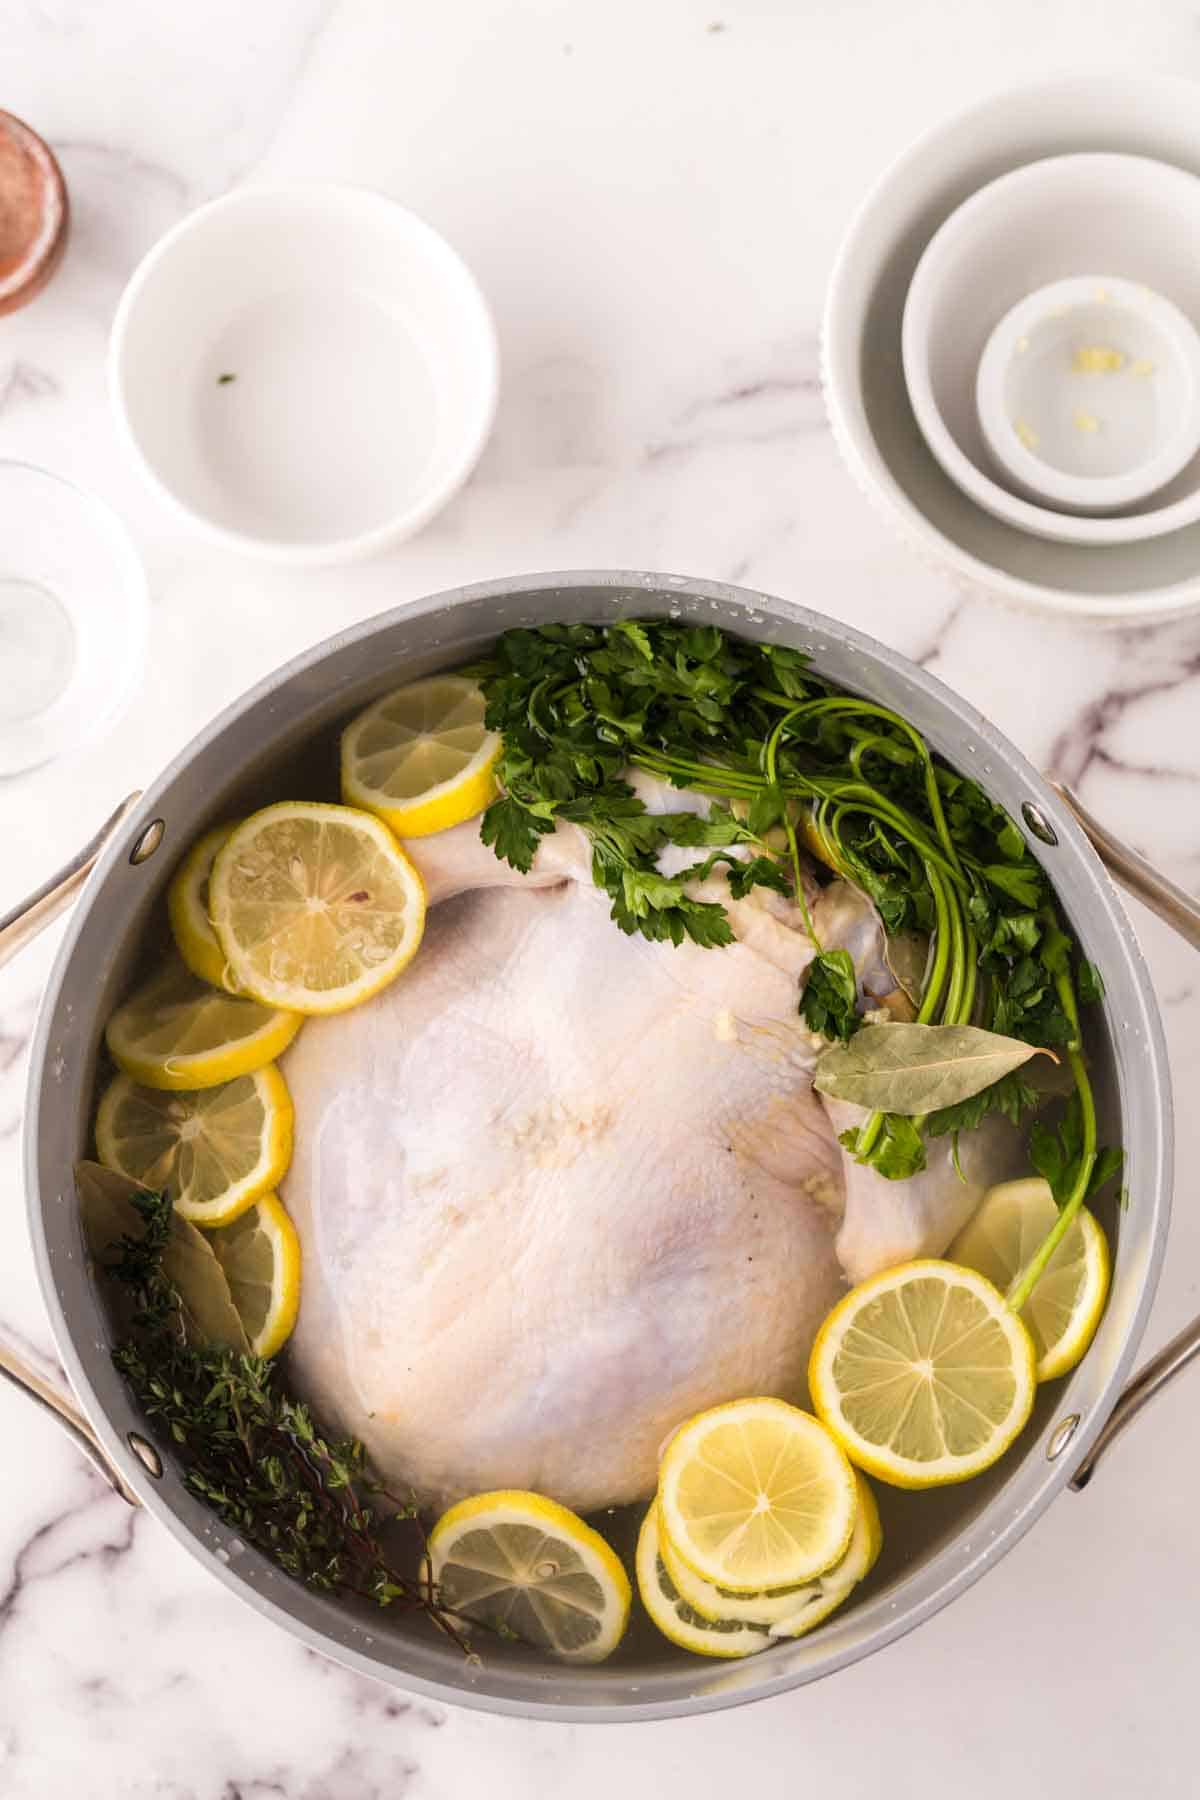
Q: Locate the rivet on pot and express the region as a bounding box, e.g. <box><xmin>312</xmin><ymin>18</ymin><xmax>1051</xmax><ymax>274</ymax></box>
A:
<box><xmin>127</xmin><ymin>1431</ymin><xmax>163</xmax><ymax>1477</ymax></box>
<box><xmin>129</xmin><ymin>819</ymin><xmax>165</xmax><ymax>864</ymax></box>
<box><xmin>1046</xmin><ymin>1414</ymin><xmax>1081</xmax><ymax>1461</ymax></box>
<box><xmin>1022</xmin><ymin>802</ymin><xmax>1058</xmax><ymax>847</ymax></box>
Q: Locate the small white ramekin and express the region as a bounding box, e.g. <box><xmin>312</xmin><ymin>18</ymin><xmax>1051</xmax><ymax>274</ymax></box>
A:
<box><xmin>975</xmin><ymin>275</ymin><xmax>1200</xmax><ymax>519</ymax></box>
<box><xmin>109</xmin><ymin>186</ymin><xmax>499</xmax><ymax>566</ymax></box>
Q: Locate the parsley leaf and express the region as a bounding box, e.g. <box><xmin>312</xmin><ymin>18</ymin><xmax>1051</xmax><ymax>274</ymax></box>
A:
<box><xmin>840</xmin><ymin>1113</ymin><xmax>927</xmax><ymax>1180</ymax></box>
<box><xmin>995</xmin><ymin>817</ymin><xmax>1026</xmax><ymax>861</ymax></box>
<box><xmin>1030</xmin><ymin>1094</ymin><xmax>1123</xmax><ymax>1206</ymax></box>
<box><xmin>801</xmin><ymin>948</ymin><xmax>859</xmax><ymax>1041</ymax></box>
<box><xmin>747</xmin><ymin>786</ymin><xmax>784</xmax><ymax>836</ymax></box>
<box><xmin>479</xmin><ymin>795</ymin><xmax>554</xmax><ymax>873</ymax></box>
<box><xmin>665</xmin><ymin>806</ymin><xmax>757</xmax><ymax>848</ymax></box>
<box><xmin>1089</xmin><ymin>1145</ymin><xmax>1125</xmax><ymax>1195</ymax></box>
<box><xmin>727</xmin><ymin>856</ymin><xmax>792</xmax><ymax>901</ymax></box>
<box><xmin>1078</xmin><ymin>960</ymin><xmax>1106</xmax><ymax>1004</ymax></box>
<box><xmin>926</xmin><ymin>1069</ymin><xmax>1041</xmax><ymax>1178</ymax></box>
<box><xmin>672</xmin><ymin>848</ymin><xmax>792</xmax><ymax>901</ymax></box>
<box><xmin>987</xmin><ymin>951</ymin><xmax>1074</xmax><ymax>1047</ymax></box>
<box><xmin>983</xmin><ymin>864</ymin><xmax>1044</xmax><ymax>908</ymax></box>
<box><xmin>926</xmin><ymin>1068</ymin><xmax>1041</xmax><ymax>1141</ymax></box>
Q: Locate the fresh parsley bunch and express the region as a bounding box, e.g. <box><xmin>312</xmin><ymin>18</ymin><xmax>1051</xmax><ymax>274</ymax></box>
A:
<box><xmin>472</xmin><ymin>621</ymin><xmax>815</xmax><ymax>945</ymax></box>
<box><xmin>472</xmin><ymin>619</ymin><xmax>1117</xmax><ymax>1198</ymax></box>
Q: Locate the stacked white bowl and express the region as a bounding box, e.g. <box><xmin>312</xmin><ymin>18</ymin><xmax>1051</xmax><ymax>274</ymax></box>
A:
<box><xmin>823</xmin><ymin>77</ymin><xmax>1200</xmax><ymax>623</ymax></box>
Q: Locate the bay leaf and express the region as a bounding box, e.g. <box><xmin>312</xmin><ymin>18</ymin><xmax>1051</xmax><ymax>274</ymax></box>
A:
<box><xmin>76</xmin><ymin>1160</ymin><xmax>249</xmax><ymax>1352</ymax></box>
<box><xmin>813</xmin><ymin>1024</ymin><xmax>1052</xmax><ymax>1115</ymax></box>
<box><xmin>163</xmin><ymin>1226</ymin><xmax>251</xmax><ymax>1353</ymax></box>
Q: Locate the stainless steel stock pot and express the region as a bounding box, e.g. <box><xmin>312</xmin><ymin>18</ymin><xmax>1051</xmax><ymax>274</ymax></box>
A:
<box><xmin>3</xmin><ymin>571</ymin><xmax>1198</xmax><ymax>1722</ymax></box>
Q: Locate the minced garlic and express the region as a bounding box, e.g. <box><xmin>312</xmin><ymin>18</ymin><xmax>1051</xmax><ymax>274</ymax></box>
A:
<box><xmin>1072</xmin><ymin>345</ymin><xmax>1125</xmax><ymax>374</ymax></box>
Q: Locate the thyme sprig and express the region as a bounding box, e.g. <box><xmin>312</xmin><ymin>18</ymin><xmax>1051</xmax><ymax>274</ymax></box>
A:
<box><xmin>106</xmin><ymin>1188</ymin><xmax>472</xmax><ymax>1652</ymax></box>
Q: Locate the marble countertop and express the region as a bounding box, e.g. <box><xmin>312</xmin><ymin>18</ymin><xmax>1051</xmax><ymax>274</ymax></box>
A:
<box><xmin>3</xmin><ymin>4</ymin><xmax>1200</xmax><ymax>1795</ymax></box>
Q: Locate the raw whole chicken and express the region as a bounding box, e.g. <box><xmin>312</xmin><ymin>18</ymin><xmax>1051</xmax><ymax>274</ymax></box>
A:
<box><xmin>281</xmin><ymin>789</ymin><xmax>1010</xmax><ymax>1512</ymax></box>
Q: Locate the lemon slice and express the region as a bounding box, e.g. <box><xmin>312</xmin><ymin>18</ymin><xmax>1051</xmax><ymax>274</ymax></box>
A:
<box><xmin>105</xmin><ymin>958</ymin><xmax>302</xmax><ymax>1091</ymax></box>
<box><xmin>635</xmin><ymin>1509</ymin><xmax>770</xmax><ymax>1659</ymax></box>
<box><xmin>94</xmin><ymin>1065</ymin><xmax>293</xmax><ymax>1227</ymax></box>
<box><xmin>428</xmin><ymin>1490</ymin><xmax>631</xmax><ymax>1663</ymax></box>
<box><xmin>809</xmin><ymin>1260</ymin><xmax>1037</xmax><ymax>1488</ymax></box>
<box><xmin>768</xmin><ymin>1473</ymin><xmax>882</xmax><ymax>1639</ymax></box>
<box><xmin>209</xmin><ymin>802</ymin><xmax>426</xmax><ymax>1015</ymax></box>
<box><xmin>341</xmin><ymin>675</ymin><xmax>499</xmax><ymax>838</ymax></box>
<box><xmin>167</xmin><ymin>822</ymin><xmax>241</xmax><ymax>991</ymax></box>
<box><xmin>210</xmin><ymin>1192</ymin><xmax>301</xmax><ymax>1357</ymax></box>
<box><xmin>658</xmin><ymin>1470</ymin><xmax>882</xmax><ymax>1635</ymax></box>
<box><xmin>948</xmin><ymin>1177</ymin><xmax>1111</xmax><ymax>1382</ymax></box>
<box><xmin>657</xmin><ymin>1397</ymin><xmax>857</xmax><ymax>1593</ymax></box>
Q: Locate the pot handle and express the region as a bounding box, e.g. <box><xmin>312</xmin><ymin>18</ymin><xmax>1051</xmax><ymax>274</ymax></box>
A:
<box><xmin>0</xmin><ymin>791</ymin><xmax>143</xmax><ymax>970</ymax></box>
<box><xmin>1052</xmin><ymin>784</ymin><xmax>1200</xmax><ymax>952</ymax></box>
<box><xmin>0</xmin><ymin>1338</ymin><xmax>140</xmax><ymax>1505</ymax></box>
<box><xmin>1051</xmin><ymin>784</ymin><xmax>1200</xmax><ymax>1489</ymax></box>
<box><xmin>1</xmin><ymin>792</ymin><xmax>145</xmax><ymax>1506</ymax></box>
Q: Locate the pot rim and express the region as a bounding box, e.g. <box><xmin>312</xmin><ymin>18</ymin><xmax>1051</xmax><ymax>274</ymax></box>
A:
<box><xmin>23</xmin><ymin>568</ymin><xmax>1174</xmax><ymax>1721</ymax></box>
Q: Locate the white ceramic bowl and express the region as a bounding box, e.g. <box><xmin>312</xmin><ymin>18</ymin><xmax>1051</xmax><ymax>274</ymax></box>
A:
<box><xmin>0</xmin><ymin>461</ymin><xmax>147</xmax><ymax>777</ymax></box>
<box><xmin>901</xmin><ymin>155</ymin><xmax>1200</xmax><ymax>546</ymax></box>
<box><xmin>110</xmin><ymin>186</ymin><xmax>499</xmax><ymax>565</ymax></box>
<box><xmin>823</xmin><ymin>78</ymin><xmax>1200</xmax><ymax>623</ymax></box>
<box><xmin>975</xmin><ymin>275</ymin><xmax>1200</xmax><ymax>519</ymax></box>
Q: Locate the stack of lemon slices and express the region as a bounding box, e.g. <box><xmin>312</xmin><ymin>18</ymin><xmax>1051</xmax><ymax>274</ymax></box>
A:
<box><xmin>96</xmin><ymin>950</ymin><xmax>306</xmax><ymax>1357</ymax></box>
<box><xmin>636</xmin><ymin>1396</ymin><xmax>881</xmax><ymax>1658</ymax></box>
<box><xmin>93</xmin><ymin>674</ymin><xmax>501</xmax><ymax>1361</ymax></box>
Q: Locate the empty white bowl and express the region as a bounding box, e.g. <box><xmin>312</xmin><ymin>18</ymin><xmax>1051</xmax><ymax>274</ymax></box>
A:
<box><xmin>901</xmin><ymin>154</ymin><xmax>1200</xmax><ymax>548</ymax></box>
<box><xmin>823</xmin><ymin>78</ymin><xmax>1200</xmax><ymax>622</ymax></box>
<box><xmin>0</xmin><ymin>461</ymin><xmax>147</xmax><ymax>777</ymax></box>
<box><xmin>110</xmin><ymin>186</ymin><xmax>499</xmax><ymax>565</ymax></box>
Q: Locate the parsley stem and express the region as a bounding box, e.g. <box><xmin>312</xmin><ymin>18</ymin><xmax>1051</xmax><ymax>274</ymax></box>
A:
<box><xmin>631</xmin><ymin>750</ymin><xmax>761</xmax><ymax>796</ymax></box>
<box><xmin>918</xmin><ymin>863</ymin><xmax>953</xmax><ymax>1023</ymax></box>
<box><xmin>825</xmin><ymin>790</ymin><xmax>963</xmax><ymax>888</ymax></box>
<box><xmin>764</xmin><ymin>709</ymin><xmax>821</xmax><ymax>949</ymax></box>
<box><xmin>763</xmin><ymin>696</ymin><xmax>964</xmax><ymax>879</ymax></box>
<box><xmin>1008</xmin><ymin>951</ymin><xmax>1096</xmax><ymax>1312</ymax></box>
<box><xmin>854</xmin><ymin>857</ymin><xmax>956</xmax><ymax>1163</ymax></box>
<box><xmin>848</xmin><ymin>732</ymin><xmax>911</xmax><ymax>776</ymax></box>
<box><xmin>940</xmin><ymin>882</ymin><xmax>968</xmax><ymax>1025</ymax></box>
<box><xmin>853</xmin><ymin>1109</ymin><xmax>885</xmax><ymax>1161</ymax></box>
<box><xmin>809</xmin><ymin>797</ymin><xmax>849</xmax><ymax>877</ymax></box>
<box><xmin>1007</xmin><ymin>1046</ymin><xmax>1097</xmax><ymax>1312</ymax></box>
<box><xmin>750</xmin><ymin>685</ymin><xmax>814</xmax><ymax>710</ymax></box>
<box><xmin>635</xmin><ymin>748</ymin><xmax>966</xmax><ymax>904</ymax></box>
<box><xmin>957</xmin><ymin>922</ymin><xmax>979</xmax><ymax>1025</ymax></box>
